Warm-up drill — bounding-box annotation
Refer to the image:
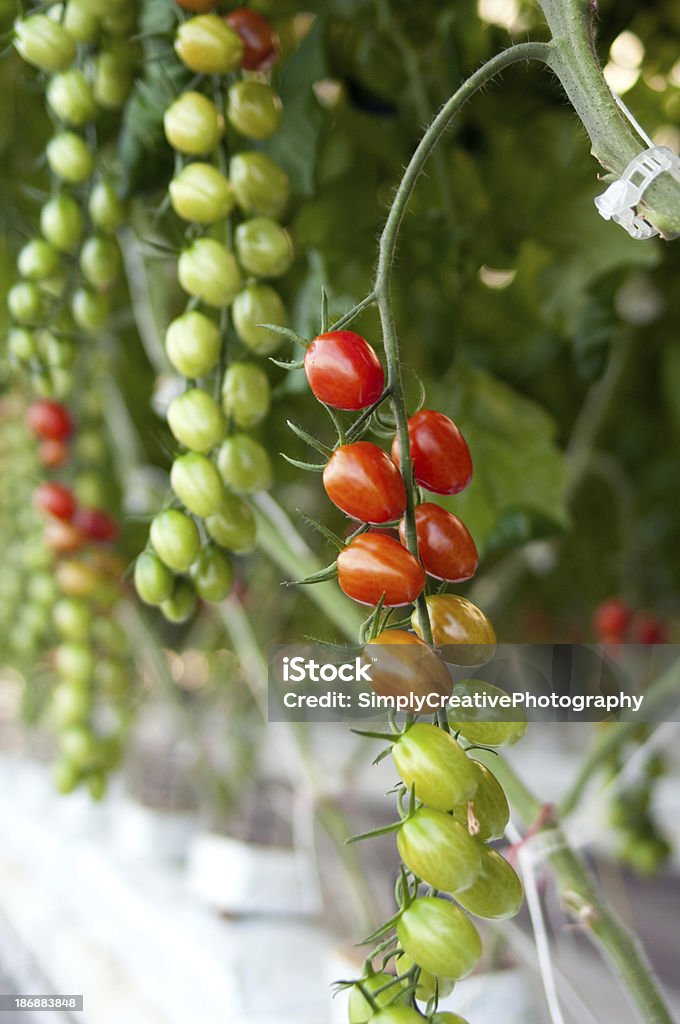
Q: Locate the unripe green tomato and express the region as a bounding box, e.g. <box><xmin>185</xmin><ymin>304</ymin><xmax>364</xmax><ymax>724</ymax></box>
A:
<box><xmin>88</xmin><ymin>181</ymin><xmax>126</xmax><ymax>233</ymax></box>
<box><xmin>79</xmin><ymin>236</ymin><xmax>121</xmax><ymax>289</ymax></box>
<box><xmin>72</xmin><ymin>287</ymin><xmax>110</xmax><ymax>330</ymax></box>
<box><xmin>93</xmin><ymin>48</ymin><xmax>134</xmax><ymax>109</ymax></box>
<box><xmin>452</xmin><ymin>760</ymin><xmax>510</xmax><ymax>842</ymax></box>
<box><xmin>46</xmin><ymin>131</ymin><xmax>94</xmax><ymax>184</ymax></box>
<box><xmin>14</xmin><ymin>14</ymin><xmax>76</xmax><ymax>72</ymax></box>
<box><xmin>235</xmin><ymin>217</ymin><xmax>293</xmax><ymax>278</ymax></box>
<box><xmin>227</xmin><ymin>80</ymin><xmax>282</xmax><ymax>139</ymax></box>
<box><xmin>454</xmin><ymin>843</ymin><xmax>523</xmax><ymax>919</ymax></box>
<box><xmin>190</xmin><ymin>544</ymin><xmax>233</xmax><ymax>602</ymax></box>
<box><xmin>171</xmin><ymin>452</ymin><xmax>224</xmax><ymax>516</ymax></box>
<box><xmin>232</xmin><ymin>283</ymin><xmax>287</xmax><ymax>354</ymax></box>
<box><xmin>370</xmin><ymin>1010</ymin><xmax>423</xmax><ymax>1024</ymax></box>
<box><xmin>205</xmin><ymin>492</ymin><xmax>256</xmax><ymax>552</ymax></box>
<box><xmin>167</xmin><ymin>388</ymin><xmax>227</xmax><ymax>453</ymax></box>
<box><xmin>178</xmin><ymin>238</ymin><xmax>242</xmax><ymax>306</ymax></box>
<box><xmin>47</xmin><ymin>69</ymin><xmax>97</xmax><ymax>126</ymax></box>
<box><xmin>397</xmin><ymin>807</ymin><xmax>481</xmax><ymax>893</ymax></box>
<box><xmin>165</xmin><ymin>310</ymin><xmax>221</xmax><ymax>378</ymax></box>
<box><xmin>63</xmin><ymin>0</ymin><xmax>99</xmax><ymax>44</ymax></box>
<box><xmin>17</xmin><ymin>238</ymin><xmax>60</xmax><ymax>280</ymax></box>
<box><xmin>53</xmin><ymin>597</ymin><xmax>92</xmax><ymax>641</ymax></box>
<box><xmin>40</xmin><ymin>194</ymin><xmax>84</xmax><ymax>252</ymax></box>
<box><xmin>73</xmin><ymin>471</ymin><xmax>109</xmax><ymax>507</ymax></box>
<box><xmin>53</xmin><ymin>757</ymin><xmax>80</xmax><ymax>794</ymax></box>
<box><xmin>394</xmin><ymin>954</ymin><xmax>455</xmax><ymax>1002</ymax></box>
<box><xmin>347</xmin><ymin>973</ymin><xmax>405</xmax><ymax>1023</ymax></box>
<box><xmin>8</xmin><ymin>282</ymin><xmax>42</xmax><ymax>323</ymax></box>
<box><xmin>229</xmin><ymin>152</ymin><xmax>290</xmax><ymax>219</ymax></box>
<box><xmin>59</xmin><ymin>724</ymin><xmax>99</xmax><ymax>768</ymax></box>
<box><xmin>449</xmin><ymin>680</ymin><xmax>528</xmax><ymax>747</ymax></box>
<box><xmin>161</xmin><ymin>579</ymin><xmax>197</xmax><ymax>623</ymax></box>
<box><xmin>222</xmin><ymin>361</ymin><xmax>270</xmax><ymax>427</ymax></box>
<box><xmin>392</xmin><ymin>722</ymin><xmax>478</xmax><ymax>811</ymax></box>
<box><xmin>87</xmin><ymin>772</ymin><xmax>108</xmax><ymax>801</ymax></box>
<box><xmin>150</xmin><ymin>509</ymin><xmax>201</xmax><ymax>571</ymax></box>
<box><xmin>134</xmin><ymin>550</ymin><xmax>175</xmax><ymax>604</ymax></box>
<box><xmin>54</xmin><ymin>642</ymin><xmax>95</xmax><ymax>685</ymax></box>
<box><xmin>73</xmin><ymin>426</ymin><xmax>109</xmax><ymax>462</ymax></box>
<box><xmin>8</xmin><ymin>327</ymin><xmax>37</xmax><ymax>362</ymax></box>
<box><xmin>101</xmin><ymin>4</ymin><xmax>136</xmax><ymax>34</ymax></box>
<box><xmin>164</xmin><ymin>91</ymin><xmax>222</xmax><ymax>155</ymax></box>
<box><xmin>169</xmin><ymin>162</ymin><xmax>234</xmax><ymax>224</ymax></box>
<box><xmin>174</xmin><ymin>14</ymin><xmax>243</xmax><ymax>74</ymax></box>
<box><xmin>41</xmin><ymin>332</ymin><xmax>76</xmax><ymax>369</ymax></box>
<box><xmin>51</xmin><ymin>681</ymin><xmax>91</xmax><ymax>727</ymax></box>
<box><xmin>397</xmin><ymin>897</ymin><xmax>482</xmax><ymax>981</ymax></box>
<box><xmin>217</xmin><ymin>434</ymin><xmax>272</xmax><ymax>493</ymax></box>
<box><xmin>431</xmin><ymin>1015</ymin><xmax>469</xmax><ymax>1024</ymax></box>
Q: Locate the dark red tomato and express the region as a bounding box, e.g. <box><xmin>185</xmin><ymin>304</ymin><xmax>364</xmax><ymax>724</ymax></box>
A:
<box><xmin>323</xmin><ymin>442</ymin><xmax>406</xmax><ymax>523</ymax></box>
<box><xmin>74</xmin><ymin>507</ymin><xmax>120</xmax><ymax>544</ymax></box>
<box><xmin>392</xmin><ymin>410</ymin><xmax>472</xmax><ymax>495</ymax></box>
<box><xmin>38</xmin><ymin>438</ymin><xmax>70</xmax><ymax>468</ymax></box>
<box><xmin>593</xmin><ymin>598</ymin><xmax>631</xmax><ymax>640</ymax></box>
<box><xmin>399</xmin><ymin>503</ymin><xmax>478</xmax><ymax>582</ymax></box>
<box><xmin>631</xmin><ymin>613</ymin><xmax>668</xmax><ymax>645</ymax></box>
<box><xmin>34</xmin><ymin>481</ymin><xmax>76</xmax><ymax>521</ymax></box>
<box><xmin>27</xmin><ymin>399</ymin><xmax>74</xmax><ymax>442</ymax></box>
<box><xmin>304</xmin><ymin>331</ymin><xmax>384</xmax><ymax>410</ymax></box>
<box><xmin>224</xmin><ymin>8</ymin><xmax>278</xmax><ymax>71</ymax></box>
<box><xmin>337</xmin><ymin>533</ymin><xmax>425</xmax><ymax>606</ymax></box>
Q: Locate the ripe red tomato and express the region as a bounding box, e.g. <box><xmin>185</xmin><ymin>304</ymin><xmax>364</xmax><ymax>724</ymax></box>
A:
<box><xmin>38</xmin><ymin>438</ymin><xmax>70</xmax><ymax>468</ymax></box>
<box><xmin>337</xmin><ymin>533</ymin><xmax>425</xmax><ymax>606</ymax></box>
<box><xmin>224</xmin><ymin>8</ymin><xmax>279</xmax><ymax>71</ymax></box>
<box><xmin>323</xmin><ymin>442</ymin><xmax>406</xmax><ymax>523</ymax></box>
<box><xmin>74</xmin><ymin>507</ymin><xmax>120</xmax><ymax>544</ymax></box>
<box><xmin>400</xmin><ymin>503</ymin><xmax>478</xmax><ymax>581</ymax></box>
<box><xmin>631</xmin><ymin>613</ymin><xmax>668</xmax><ymax>645</ymax></box>
<box><xmin>27</xmin><ymin>399</ymin><xmax>74</xmax><ymax>441</ymax></box>
<box><xmin>392</xmin><ymin>410</ymin><xmax>472</xmax><ymax>495</ymax></box>
<box><xmin>593</xmin><ymin>598</ymin><xmax>631</xmax><ymax>640</ymax></box>
<box><xmin>304</xmin><ymin>331</ymin><xmax>384</xmax><ymax>410</ymax></box>
<box><xmin>34</xmin><ymin>481</ymin><xmax>76</xmax><ymax>521</ymax></box>
<box><xmin>176</xmin><ymin>0</ymin><xmax>219</xmax><ymax>10</ymax></box>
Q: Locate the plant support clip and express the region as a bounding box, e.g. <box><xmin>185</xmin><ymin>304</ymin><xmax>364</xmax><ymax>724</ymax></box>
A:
<box><xmin>594</xmin><ymin>146</ymin><xmax>680</xmax><ymax>240</ymax></box>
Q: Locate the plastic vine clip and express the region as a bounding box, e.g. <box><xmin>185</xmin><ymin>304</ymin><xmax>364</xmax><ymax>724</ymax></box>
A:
<box><xmin>594</xmin><ymin>146</ymin><xmax>680</xmax><ymax>240</ymax></box>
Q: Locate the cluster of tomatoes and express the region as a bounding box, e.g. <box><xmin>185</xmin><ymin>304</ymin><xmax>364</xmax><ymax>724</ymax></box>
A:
<box><xmin>592</xmin><ymin>597</ymin><xmax>669</xmax><ymax>645</ymax></box>
<box><xmin>135</xmin><ymin>4</ymin><xmax>292</xmax><ymax>623</ymax></box>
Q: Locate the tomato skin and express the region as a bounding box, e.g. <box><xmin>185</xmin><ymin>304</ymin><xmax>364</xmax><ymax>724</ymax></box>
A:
<box><xmin>392</xmin><ymin>722</ymin><xmax>478</xmax><ymax>810</ymax></box>
<box><xmin>80</xmin><ymin>236</ymin><xmax>120</xmax><ymax>289</ymax></box>
<box><xmin>394</xmin><ymin>954</ymin><xmax>455</xmax><ymax>1002</ymax></box>
<box><xmin>190</xmin><ymin>545</ymin><xmax>233</xmax><ymax>602</ymax></box>
<box><xmin>454</xmin><ymin>843</ymin><xmax>523</xmax><ymax>920</ymax></box>
<box><xmin>221</xmin><ymin>362</ymin><xmax>270</xmax><ymax>428</ymax></box>
<box><xmin>412</xmin><ymin>594</ymin><xmax>496</xmax><ymax>666</ymax></box>
<box><xmin>14</xmin><ymin>15</ymin><xmax>76</xmax><ymax>72</ymax></box>
<box><xmin>397</xmin><ymin>807</ymin><xmax>481</xmax><ymax>893</ymax></box>
<box><xmin>174</xmin><ymin>15</ymin><xmax>243</xmax><ymax>75</ymax></box>
<box><xmin>165</xmin><ymin>311</ymin><xmax>221</xmax><ymax>379</ymax></box>
<box><xmin>53</xmin><ymin>597</ymin><xmax>92</xmax><ymax>641</ymax></box>
<box><xmin>227</xmin><ymin>80</ymin><xmax>282</xmax><ymax>139</ymax></box>
<box><xmin>630</xmin><ymin>612</ymin><xmax>668</xmax><ymax>645</ymax></box>
<box><xmin>164</xmin><ymin>92</ymin><xmax>222</xmax><ymax>155</ymax></box>
<box><xmin>369</xmin><ymin>1008</ymin><xmax>423</xmax><ymax>1024</ymax></box>
<box><xmin>46</xmin><ymin>131</ymin><xmax>94</xmax><ymax>184</ymax></box>
<box><xmin>229</xmin><ymin>152</ymin><xmax>289</xmax><ymax>218</ymax></box>
<box><xmin>217</xmin><ymin>434</ymin><xmax>272</xmax><ymax>493</ymax></box>
<box><xmin>205</xmin><ymin>492</ymin><xmax>256</xmax><ymax>552</ymax></box>
<box><xmin>44</xmin><ymin>518</ymin><xmax>84</xmax><ymax>554</ymax></box>
<box><xmin>176</xmin><ymin>0</ymin><xmax>219</xmax><ymax>9</ymax></box>
<box><xmin>72</xmin><ymin>288</ymin><xmax>110</xmax><ymax>331</ymax></box>
<box><xmin>63</xmin><ymin>1</ymin><xmax>99</xmax><ymax>44</ymax></box>
<box><xmin>304</xmin><ymin>331</ymin><xmax>384</xmax><ymax>410</ymax></box>
<box><xmin>39</xmin><ymin>438</ymin><xmax>70</xmax><ymax>468</ymax></box>
<box><xmin>323</xmin><ymin>442</ymin><xmax>406</xmax><ymax>523</ymax></box>
<box><xmin>134</xmin><ymin>551</ymin><xmax>175</xmax><ymax>605</ymax></box>
<box><xmin>54</xmin><ymin>642</ymin><xmax>95</xmax><ymax>685</ymax></box>
<box><xmin>178</xmin><ymin>238</ymin><xmax>242</xmax><ymax>307</ymax></box>
<box><xmin>338</xmin><ymin>533</ymin><xmax>425</xmax><ymax>607</ymax></box>
<box><xmin>169</xmin><ymin>163</ymin><xmax>234</xmax><ymax>224</ymax></box>
<box><xmin>347</xmin><ymin>971</ymin><xmax>404</xmax><ymax>1023</ymax></box>
<box><xmin>93</xmin><ymin>47</ymin><xmax>134</xmax><ymax>110</ymax></box>
<box><xmin>452</xmin><ymin>760</ymin><xmax>509</xmax><ymax>841</ymax></box>
<box><xmin>55</xmin><ymin>560</ymin><xmax>101</xmax><ymax>598</ymax></box>
<box><xmin>40</xmin><ymin>194</ymin><xmax>84</xmax><ymax>253</ymax></box>
<box><xmin>400</xmin><ymin>503</ymin><xmax>477</xmax><ymax>582</ymax></box>
<box><xmin>46</xmin><ymin>69</ymin><xmax>97</xmax><ymax>127</ymax></box>
<box><xmin>392</xmin><ymin>410</ymin><xmax>472</xmax><ymax>495</ymax></box>
<box><xmin>363</xmin><ymin>630</ymin><xmax>452</xmax><ymax>709</ymax></box>
<box><xmin>17</xmin><ymin>238</ymin><xmax>60</xmax><ymax>281</ymax></box>
<box><xmin>34</xmin><ymin>481</ymin><xmax>76</xmax><ymax>521</ymax></box>
<box><xmin>27</xmin><ymin>399</ymin><xmax>74</xmax><ymax>441</ymax></box>
<box><xmin>449</xmin><ymin>680</ymin><xmax>527</xmax><ymax>747</ymax></box>
<box><xmin>167</xmin><ymin>388</ymin><xmax>227</xmax><ymax>454</ymax></box>
<box><xmin>397</xmin><ymin>896</ymin><xmax>482</xmax><ymax>980</ymax></box>
<box><xmin>235</xmin><ymin>217</ymin><xmax>293</xmax><ymax>279</ymax></box>
<box><xmin>431</xmin><ymin>1015</ymin><xmax>470</xmax><ymax>1024</ymax></box>
<box><xmin>73</xmin><ymin>507</ymin><xmax>120</xmax><ymax>544</ymax></box>
<box><xmin>88</xmin><ymin>181</ymin><xmax>126</xmax><ymax>234</ymax></box>
<box><xmin>8</xmin><ymin>282</ymin><xmax>42</xmax><ymax>323</ymax></box>
<box><xmin>161</xmin><ymin>579</ymin><xmax>198</xmax><ymax>623</ymax></box>
<box><xmin>150</xmin><ymin>509</ymin><xmax>201</xmax><ymax>572</ymax></box>
<box><xmin>171</xmin><ymin>452</ymin><xmax>224</xmax><ymax>517</ymax></box>
<box><xmin>231</xmin><ymin>283</ymin><xmax>287</xmax><ymax>354</ymax></box>
<box><xmin>224</xmin><ymin>8</ymin><xmax>279</xmax><ymax>71</ymax></box>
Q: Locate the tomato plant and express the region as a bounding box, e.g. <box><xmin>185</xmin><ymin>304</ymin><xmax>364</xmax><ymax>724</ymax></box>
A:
<box><xmin>304</xmin><ymin>331</ymin><xmax>384</xmax><ymax>410</ymax></box>
<box><xmin>337</xmin><ymin>533</ymin><xmax>424</xmax><ymax>607</ymax></box>
<box><xmin>399</xmin><ymin>503</ymin><xmax>478</xmax><ymax>582</ymax></box>
<box><xmin>323</xmin><ymin>442</ymin><xmax>406</xmax><ymax>523</ymax></box>
<box><xmin>392</xmin><ymin>410</ymin><xmax>473</xmax><ymax>496</ymax></box>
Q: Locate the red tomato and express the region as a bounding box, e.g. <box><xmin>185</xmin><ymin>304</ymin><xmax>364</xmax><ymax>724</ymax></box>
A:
<box><xmin>224</xmin><ymin>8</ymin><xmax>279</xmax><ymax>71</ymax></box>
<box><xmin>399</xmin><ymin>503</ymin><xmax>478</xmax><ymax>581</ymax></box>
<box><xmin>176</xmin><ymin>0</ymin><xmax>219</xmax><ymax>9</ymax></box>
<box><xmin>38</xmin><ymin>438</ymin><xmax>70</xmax><ymax>468</ymax></box>
<box><xmin>304</xmin><ymin>331</ymin><xmax>384</xmax><ymax>410</ymax></box>
<box><xmin>34</xmin><ymin>481</ymin><xmax>76</xmax><ymax>521</ymax></box>
<box><xmin>631</xmin><ymin>613</ymin><xmax>668</xmax><ymax>645</ymax></box>
<box><xmin>74</xmin><ymin>507</ymin><xmax>120</xmax><ymax>544</ymax></box>
<box><xmin>27</xmin><ymin>399</ymin><xmax>74</xmax><ymax>441</ymax></box>
<box><xmin>337</xmin><ymin>533</ymin><xmax>425</xmax><ymax>606</ymax></box>
<box><xmin>323</xmin><ymin>442</ymin><xmax>406</xmax><ymax>523</ymax></box>
<box><xmin>593</xmin><ymin>598</ymin><xmax>631</xmax><ymax>640</ymax></box>
<box><xmin>43</xmin><ymin>518</ymin><xmax>84</xmax><ymax>554</ymax></box>
<box><xmin>392</xmin><ymin>410</ymin><xmax>472</xmax><ymax>495</ymax></box>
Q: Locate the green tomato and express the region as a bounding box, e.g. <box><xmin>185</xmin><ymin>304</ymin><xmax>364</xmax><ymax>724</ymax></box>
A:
<box><xmin>164</xmin><ymin>91</ymin><xmax>222</xmax><ymax>155</ymax></box>
<box><xmin>91</xmin><ymin>616</ymin><xmax>126</xmax><ymax>649</ymax></box>
<box><xmin>14</xmin><ymin>14</ymin><xmax>76</xmax><ymax>72</ymax></box>
<box><xmin>51</xmin><ymin>681</ymin><xmax>91</xmax><ymax>727</ymax></box>
<box><xmin>161</xmin><ymin>579</ymin><xmax>197</xmax><ymax>623</ymax></box>
<box><xmin>95</xmin><ymin>658</ymin><xmax>129</xmax><ymax>698</ymax></box>
<box><xmin>79</xmin><ymin>236</ymin><xmax>121</xmax><ymax>289</ymax></box>
<box><xmin>8</xmin><ymin>327</ymin><xmax>37</xmax><ymax>362</ymax></box>
<box><xmin>40</xmin><ymin>194</ymin><xmax>84</xmax><ymax>252</ymax></box>
<box><xmin>431</xmin><ymin>1015</ymin><xmax>470</xmax><ymax>1024</ymax></box>
<box><xmin>452</xmin><ymin>760</ymin><xmax>509</xmax><ymax>842</ymax></box>
<box><xmin>165</xmin><ymin>310</ymin><xmax>221</xmax><ymax>378</ymax></box>
<box><xmin>217</xmin><ymin>434</ymin><xmax>272</xmax><ymax>493</ymax></box>
<box><xmin>227</xmin><ymin>80</ymin><xmax>282</xmax><ymax>139</ymax></box>
<box><xmin>150</xmin><ymin>509</ymin><xmax>201</xmax><ymax>572</ymax></box>
<box><xmin>134</xmin><ymin>550</ymin><xmax>176</xmax><ymax>604</ymax></box>
<box><xmin>167</xmin><ymin>388</ymin><xmax>227</xmax><ymax>454</ymax></box>
<box><xmin>394</xmin><ymin>954</ymin><xmax>455</xmax><ymax>1002</ymax></box>
<box><xmin>174</xmin><ymin>14</ymin><xmax>243</xmax><ymax>74</ymax></box>
<box><xmin>88</xmin><ymin>181</ymin><xmax>126</xmax><ymax>233</ymax></box>
<box><xmin>371</xmin><ymin>1010</ymin><xmax>425</xmax><ymax>1024</ymax></box>
<box><xmin>229</xmin><ymin>152</ymin><xmax>290</xmax><ymax>218</ymax></box>
<box><xmin>72</xmin><ymin>287</ymin><xmax>110</xmax><ymax>331</ymax></box>
<box><xmin>205</xmin><ymin>492</ymin><xmax>256</xmax><ymax>552</ymax></box>
<box><xmin>54</xmin><ymin>642</ymin><xmax>95</xmax><ymax>685</ymax></box>
<box><xmin>347</xmin><ymin>972</ymin><xmax>405</xmax><ymax>1023</ymax></box>
<box><xmin>93</xmin><ymin>48</ymin><xmax>134</xmax><ymax>109</ymax></box>
<box><xmin>29</xmin><ymin>572</ymin><xmax>58</xmax><ymax>607</ymax></box>
<box><xmin>73</xmin><ymin>471</ymin><xmax>109</xmax><ymax>507</ymax></box>
<box><xmin>8</xmin><ymin>282</ymin><xmax>42</xmax><ymax>323</ymax></box>
<box><xmin>397</xmin><ymin>897</ymin><xmax>482</xmax><ymax>981</ymax></box>
<box><xmin>232</xmin><ymin>283</ymin><xmax>287</xmax><ymax>354</ymax></box>
<box><xmin>235</xmin><ymin>217</ymin><xmax>293</xmax><ymax>278</ymax></box>
<box><xmin>221</xmin><ymin>361</ymin><xmax>270</xmax><ymax>427</ymax></box>
<box><xmin>169</xmin><ymin>162</ymin><xmax>234</xmax><ymax>224</ymax></box>
<box><xmin>63</xmin><ymin>0</ymin><xmax>99</xmax><ymax>43</ymax></box>
<box><xmin>190</xmin><ymin>544</ymin><xmax>234</xmax><ymax>602</ymax></box>
<box><xmin>53</xmin><ymin>757</ymin><xmax>81</xmax><ymax>794</ymax></box>
<box><xmin>17</xmin><ymin>238</ymin><xmax>60</xmax><ymax>281</ymax></box>
<box><xmin>41</xmin><ymin>332</ymin><xmax>76</xmax><ymax>369</ymax></box>
<box><xmin>87</xmin><ymin>772</ymin><xmax>108</xmax><ymax>801</ymax></box>
<box><xmin>454</xmin><ymin>843</ymin><xmax>523</xmax><ymax>920</ymax></box>
<box><xmin>46</xmin><ymin>131</ymin><xmax>94</xmax><ymax>184</ymax></box>
<box><xmin>170</xmin><ymin>452</ymin><xmax>224</xmax><ymax>516</ymax></box>
<box><xmin>59</xmin><ymin>724</ymin><xmax>99</xmax><ymax>768</ymax></box>
<box><xmin>53</xmin><ymin>597</ymin><xmax>92</xmax><ymax>641</ymax></box>
<box><xmin>397</xmin><ymin>807</ymin><xmax>481</xmax><ymax>894</ymax></box>
<box><xmin>449</xmin><ymin>680</ymin><xmax>528</xmax><ymax>747</ymax></box>
<box><xmin>47</xmin><ymin>69</ymin><xmax>97</xmax><ymax>126</ymax></box>
<box><xmin>392</xmin><ymin>723</ymin><xmax>478</xmax><ymax>811</ymax></box>
<box><xmin>178</xmin><ymin>238</ymin><xmax>242</xmax><ymax>307</ymax></box>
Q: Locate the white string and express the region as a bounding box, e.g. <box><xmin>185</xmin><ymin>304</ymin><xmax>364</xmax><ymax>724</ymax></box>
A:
<box><xmin>613</xmin><ymin>93</ymin><xmax>655</xmax><ymax>148</ymax></box>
